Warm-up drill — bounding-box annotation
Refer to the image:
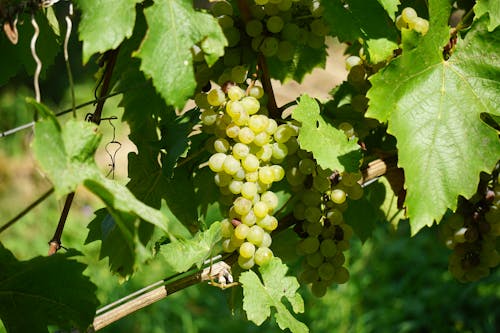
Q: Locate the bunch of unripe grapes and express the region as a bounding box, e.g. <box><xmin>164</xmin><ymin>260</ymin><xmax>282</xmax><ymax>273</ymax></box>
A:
<box><xmin>246</xmin><ymin>0</ymin><xmax>329</xmax><ymax>60</ymax></box>
<box><xmin>396</xmin><ymin>7</ymin><xmax>429</xmax><ymax>35</ymax></box>
<box><xmin>440</xmin><ymin>170</ymin><xmax>500</xmax><ymax>282</ymax></box>
<box><xmin>285</xmin><ymin>148</ymin><xmax>363</xmax><ymax>296</ymax></box>
<box><xmin>199</xmin><ymin>81</ymin><xmax>299</xmax><ymax>269</ymax></box>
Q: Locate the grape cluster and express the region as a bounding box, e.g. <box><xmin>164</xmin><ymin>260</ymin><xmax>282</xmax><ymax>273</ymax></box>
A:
<box><xmin>199</xmin><ymin>82</ymin><xmax>299</xmax><ymax>269</ymax></box>
<box><xmin>246</xmin><ymin>0</ymin><xmax>328</xmax><ymax>60</ymax></box>
<box><xmin>396</xmin><ymin>7</ymin><xmax>429</xmax><ymax>35</ymax></box>
<box><xmin>440</xmin><ymin>169</ymin><xmax>500</xmax><ymax>282</ymax></box>
<box><xmin>285</xmin><ymin>149</ymin><xmax>363</xmax><ymax>297</ymax></box>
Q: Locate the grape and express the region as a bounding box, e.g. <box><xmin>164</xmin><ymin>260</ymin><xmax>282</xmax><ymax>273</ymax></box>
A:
<box><xmin>311</xmin><ymin>282</ymin><xmax>327</xmax><ymax>297</ymax></box>
<box><xmin>271</xmin><ymin>165</ymin><xmax>285</xmax><ymax>181</ymax></box>
<box><xmin>207</xmin><ymin>88</ymin><xmax>226</xmax><ymax>106</ymax></box>
<box><xmin>266</xmin><ymin>16</ymin><xmax>284</xmax><ymax>33</ymax></box>
<box><xmin>231</xmin><ymin>65</ymin><xmax>248</xmax><ymax>84</ymax></box>
<box><xmin>261</xmin><ymin>232</ymin><xmax>273</xmax><ymax>247</ymax></box>
<box><xmin>412</xmin><ymin>17</ymin><xmax>429</xmax><ymax>35</ymax></box>
<box><xmin>401</xmin><ymin>7</ymin><xmax>418</xmax><ymax>25</ymax></box>
<box><xmin>211</xmin><ymin>1</ymin><xmax>233</xmax><ymax>16</ymax></box>
<box><xmin>310</xmin><ymin>19</ymin><xmax>328</xmax><ymax>36</ymax></box>
<box><xmin>238</xmin><ymin>255</ymin><xmax>255</xmax><ymax>269</ymax></box>
<box><xmin>248</xmin><ymin>85</ymin><xmax>264</xmax><ymax>99</ymax></box>
<box><xmin>259</xmin><ymin>166</ymin><xmax>275</xmax><ymax>184</ymax></box>
<box><xmin>256</xmin><ymin>144</ymin><xmax>273</xmax><ymax>162</ymax></box>
<box><xmin>234</xmin><ymin>196</ymin><xmax>253</xmax><ymax>215</ymax></box>
<box><xmin>227</xmin><ymin>86</ymin><xmax>245</xmax><ymax>101</ymax></box>
<box><xmin>240</xmin><ymin>96</ymin><xmax>260</xmax><ymax>115</ymax></box>
<box><xmin>320</xmin><ymin>239</ymin><xmax>337</xmax><ymax>257</ymax></box>
<box><xmin>333</xmin><ymin>266</ymin><xmax>350</xmax><ymax>284</ymax></box>
<box><xmin>246</xmin><ymin>19</ymin><xmax>264</xmax><ymax>37</ymax></box>
<box><xmin>239</xmin><ymin>242</ymin><xmax>256</xmax><ymax>258</ymax></box>
<box><xmin>241</xmin><ymin>210</ymin><xmax>257</xmax><ymax>226</ymax></box>
<box><xmin>395</xmin><ymin>15</ymin><xmax>407</xmax><ymax>31</ymax></box>
<box><xmin>217</xmin><ymin>15</ymin><xmax>234</xmax><ymax>29</ymax></box>
<box><xmin>261</xmin><ymin>191</ymin><xmax>279</xmax><ymax>211</ymax></box>
<box><xmin>247</xmin><ymin>225</ymin><xmax>265</xmax><ymax>245</ymax></box>
<box><xmin>242</xmin><ymin>154</ymin><xmax>260</xmax><ymax>172</ymax></box>
<box><xmin>238</xmin><ymin>127</ymin><xmax>255</xmax><ymax>144</ymax></box>
<box><xmin>224</xmin><ymin>27</ymin><xmax>240</xmax><ymax>47</ymax></box>
<box><xmin>225</xmin><ymin>122</ymin><xmax>240</xmax><ymax>138</ymax></box>
<box><xmin>208</xmin><ymin>153</ymin><xmax>226</xmax><ymax>172</ymax></box>
<box><xmin>253</xmin><ymin>201</ymin><xmax>269</xmax><ymax>218</ymax></box>
<box><xmin>241</xmin><ymin>182</ymin><xmax>258</xmax><ymax>199</ymax></box>
<box><xmin>300</xmin><ymin>237</ymin><xmax>320</xmax><ymax>254</ymax></box>
<box><xmin>214</xmin><ymin>138</ymin><xmax>230</xmax><ymax>153</ymax></box>
<box><xmin>223</xmin><ymin>155</ymin><xmax>241</xmax><ymax>175</ymax></box>
<box><xmin>281</xmin><ymin>23</ymin><xmax>300</xmax><ymax>41</ymax></box>
<box><xmin>260</xmin><ymin>37</ymin><xmax>279</xmax><ymax>57</ymax></box>
<box><xmin>232</xmin><ymin>142</ymin><xmax>250</xmax><ymax>159</ymax></box>
<box><xmin>258</xmin><ymin>215</ymin><xmax>278</xmax><ymax>231</ymax></box>
<box><xmin>254</xmin><ymin>247</ymin><xmax>273</xmax><ymax>266</ymax></box>
<box><xmin>307</xmin><ymin>251</ymin><xmax>324</xmax><ymax>268</ymax></box>
<box><xmin>330</xmin><ymin>189</ymin><xmax>347</xmax><ymax>204</ymax></box>
<box><xmin>318</xmin><ymin>262</ymin><xmax>335</xmax><ymax>280</ymax></box>
<box><xmin>249</xmin><ymin>115</ymin><xmax>269</xmax><ymax>133</ymax></box>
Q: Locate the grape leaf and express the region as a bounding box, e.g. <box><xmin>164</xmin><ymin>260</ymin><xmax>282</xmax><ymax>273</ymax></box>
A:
<box><xmin>365</xmin><ymin>38</ymin><xmax>399</xmax><ymax>63</ymax></box>
<box><xmin>194</xmin><ymin>166</ymin><xmax>225</xmax><ymax>227</ymax></box>
<box><xmin>377</xmin><ymin>0</ymin><xmax>400</xmax><ymax>20</ymax></box>
<box><xmin>0</xmin><ymin>244</ymin><xmax>98</xmax><ymax>332</ymax></box>
<box><xmin>475</xmin><ymin>0</ymin><xmax>500</xmax><ymax>31</ymax></box>
<box><xmin>322</xmin><ymin>0</ymin><xmax>398</xmax><ymax>42</ymax></box>
<box><xmin>135</xmin><ymin>0</ymin><xmax>226</xmax><ymax>109</ymax></box>
<box><xmin>159</xmin><ymin>222</ymin><xmax>221</xmax><ymax>273</ymax></box>
<box><xmin>292</xmin><ymin>95</ymin><xmax>362</xmax><ymax>172</ymax></box>
<box><xmin>366</xmin><ymin>2</ymin><xmax>500</xmax><ymax>235</ymax></box>
<box><xmin>76</xmin><ymin>0</ymin><xmax>142</xmax><ymax>62</ymax></box>
<box><xmin>267</xmin><ymin>45</ymin><xmax>327</xmax><ymax>83</ymax></box>
<box><xmin>240</xmin><ymin>258</ymin><xmax>308</xmax><ymax>333</ymax></box>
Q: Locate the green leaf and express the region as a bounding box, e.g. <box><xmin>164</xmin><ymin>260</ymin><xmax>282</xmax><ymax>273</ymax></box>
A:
<box><xmin>32</xmin><ymin>116</ymin><xmax>101</xmax><ymax>198</ymax></box>
<box><xmin>292</xmin><ymin>95</ymin><xmax>362</xmax><ymax>172</ymax></box>
<box><xmin>240</xmin><ymin>258</ymin><xmax>308</xmax><ymax>333</ymax></box>
<box><xmin>135</xmin><ymin>0</ymin><xmax>226</xmax><ymax>108</ymax></box>
<box><xmin>0</xmin><ymin>244</ymin><xmax>98</xmax><ymax>332</ymax></box>
<box><xmin>76</xmin><ymin>0</ymin><xmax>142</xmax><ymax>62</ymax></box>
<box><xmin>365</xmin><ymin>38</ymin><xmax>399</xmax><ymax>63</ymax></box>
<box><xmin>159</xmin><ymin>222</ymin><xmax>222</xmax><ymax>273</ymax></box>
<box><xmin>322</xmin><ymin>0</ymin><xmax>398</xmax><ymax>42</ymax></box>
<box><xmin>366</xmin><ymin>8</ymin><xmax>500</xmax><ymax>234</ymax></box>
<box><xmin>475</xmin><ymin>0</ymin><xmax>500</xmax><ymax>31</ymax></box>
<box><xmin>194</xmin><ymin>166</ymin><xmax>225</xmax><ymax>227</ymax></box>
<box><xmin>268</xmin><ymin>45</ymin><xmax>327</xmax><ymax>83</ymax></box>
<box><xmin>377</xmin><ymin>0</ymin><xmax>400</xmax><ymax>20</ymax></box>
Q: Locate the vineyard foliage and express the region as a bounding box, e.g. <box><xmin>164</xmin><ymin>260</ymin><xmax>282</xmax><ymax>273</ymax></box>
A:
<box><xmin>0</xmin><ymin>0</ymin><xmax>499</xmax><ymax>332</ymax></box>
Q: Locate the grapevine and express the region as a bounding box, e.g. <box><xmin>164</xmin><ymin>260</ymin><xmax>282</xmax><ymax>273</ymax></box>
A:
<box><xmin>0</xmin><ymin>0</ymin><xmax>499</xmax><ymax>332</ymax></box>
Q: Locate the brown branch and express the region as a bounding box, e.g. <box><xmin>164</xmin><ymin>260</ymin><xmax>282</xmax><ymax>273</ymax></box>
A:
<box><xmin>48</xmin><ymin>192</ymin><xmax>75</xmax><ymax>255</ymax></box>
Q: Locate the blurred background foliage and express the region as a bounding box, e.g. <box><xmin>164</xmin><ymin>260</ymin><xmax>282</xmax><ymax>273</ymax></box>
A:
<box><xmin>0</xmin><ymin>15</ymin><xmax>499</xmax><ymax>333</ymax></box>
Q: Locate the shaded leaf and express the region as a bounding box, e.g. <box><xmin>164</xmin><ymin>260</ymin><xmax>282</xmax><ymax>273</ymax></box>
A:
<box><xmin>0</xmin><ymin>244</ymin><xmax>98</xmax><ymax>332</ymax></box>
<box><xmin>475</xmin><ymin>0</ymin><xmax>500</xmax><ymax>31</ymax></box>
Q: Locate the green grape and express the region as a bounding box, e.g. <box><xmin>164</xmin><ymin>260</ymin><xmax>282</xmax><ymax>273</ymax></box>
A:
<box><xmin>395</xmin><ymin>14</ymin><xmax>407</xmax><ymax>30</ymax></box>
<box><xmin>238</xmin><ymin>255</ymin><xmax>255</xmax><ymax>269</ymax></box>
<box><xmin>254</xmin><ymin>247</ymin><xmax>273</xmax><ymax>266</ymax></box>
<box><xmin>259</xmin><ymin>166</ymin><xmax>275</xmax><ymax>184</ymax></box>
<box><xmin>231</xmin><ymin>65</ymin><xmax>248</xmax><ymax>84</ymax></box>
<box><xmin>234</xmin><ymin>223</ymin><xmax>250</xmax><ymax>240</ymax></box>
<box><xmin>241</xmin><ymin>182</ymin><xmax>258</xmax><ymax>199</ymax></box>
<box><xmin>318</xmin><ymin>262</ymin><xmax>335</xmax><ymax>280</ymax></box>
<box><xmin>330</xmin><ymin>189</ymin><xmax>346</xmax><ymax>205</ymax></box>
<box><xmin>239</xmin><ymin>242</ymin><xmax>256</xmax><ymax>258</ymax></box>
<box><xmin>261</xmin><ymin>232</ymin><xmax>273</xmax><ymax>247</ymax></box>
<box><xmin>309</xmin><ymin>0</ymin><xmax>324</xmax><ymax>17</ymax></box>
<box><xmin>313</xmin><ymin>175</ymin><xmax>330</xmax><ymax>192</ymax></box>
<box><xmin>247</xmin><ymin>225</ymin><xmax>265</xmax><ymax>245</ymax></box>
<box><xmin>299</xmin><ymin>267</ymin><xmax>319</xmax><ymax>284</ymax></box>
<box><xmin>310</xmin><ymin>19</ymin><xmax>328</xmax><ymax>36</ymax></box>
<box><xmin>255</xmin><ymin>0</ymin><xmax>269</xmax><ymax>5</ymax></box>
<box><xmin>246</xmin><ymin>170</ymin><xmax>259</xmax><ymax>182</ymax></box>
<box><xmin>401</xmin><ymin>7</ymin><xmax>418</xmax><ymax>25</ymax></box>
<box><xmin>306</xmin><ymin>251</ymin><xmax>324</xmax><ymax>268</ymax></box>
<box><xmin>258</xmin><ymin>215</ymin><xmax>278</xmax><ymax>231</ymax></box>
<box><xmin>311</xmin><ymin>281</ymin><xmax>327</xmax><ymax>297</ymax></box>
<box><xmin>304</xmin><ymin>206</ymin><xmax>322</xmax><ymax>223</ymax></box>
<box><xmin>211</xmin><ymin>0</ymin><xmax>233</xmax><ymax>16</ymax></box>
<box><xmin>281</xmin><ymin>23</ymin><xmax>300</xmax><ymax>41</ymax></box>
<box><xmin>328</xmin><ymin>252</ymin><xmax>346</xmax><ymax>266</ymax></box>
<box><xmin>200</xmin><ymin>109</ymin><xmax>218</xmax><ymax>126</ymax></box>
<box><xmin>347</xmin><ymin>183</ymin><xmax>364</xmax><ymax>200</ymax></box>
<box><xmin>248</xmin><ymin>85</ymin><xmax>264</xmax><ymax>99</ymax></box>
<box><xmin>234</xmin><ymin>196</ymin><xmax>253</xmax><ymax>215</ymax></box>
<box><xmin>228</xmin><ymin>180</ymin><xmax>243</xmax><ymax>194</ymax></box>
<box><xmin>271</xmin><ymin>165</ymin><xmax>285</xmax><ymax>181</ymax></box>
<box><xmin>214</xmin><ymin>172</ymin><xmax>232</xmax><ymax>187</ymax></box>
<box><xmin>242</xmin><ymin>154</ymin><xmax>260</xmax><ymax>172</ymax></box>
<box><xmin>266</xmin><ymin>16</ymin><xmax>284</xmax><ymax>33</ymax></box>
<box><xmin>246</xmin><ymin>19</ymin><xmax>264</xmax><ymax>37</ymax></box>
<box><xmin>223</xmin><ymin>155</ymin><xmax>241</xmax><ymax>174</ymax></box>
<box><xmin>217</xmin><ymin>15</ymin><xmax>234</xmax><ymax>29</ymax></box>
<box><xmin>271</xmin><ymin>142</ymin><xmax>288</xmax><ymax>160</ymax></box>
<box><xmin>286</xmin><ymin>166</ymin><xmax>306</xmax><ymax>186</ymax></box>
<box><xmin>256</xmin><ymin>144</ymin><xmax>273</xmax><ymax>162</ymax></box>
<box><xmin>249</xmin><ymin>115</ymin><xmax>269</xmax><ymax>133</ymax></box>
<box><xmin>333</xmin><ymin>266</ymin><xmax>350</xmax><ymax>284</ymax></box>
<box><xmin>224</xmin><ymin>27</ymin><xmax>240</xmax><ymax>47</ymax></box>
<box><xmin>220</xmin><ymin>219</ymin><xmax>234</xmax><ymax>238</ymax></box>
<box><xmin>274</xmin><ymin>124</ymin><xmax>294</xmax><ymax>143</ymax></box>
<box><xmin>263</xmin><ymin>3</ymin><xmax>280</xmax><ymax>16</ymax></box>
<box><xmin>253</xmin><ymin>132</ymin><xmax>271</xmax><ymax>146</ymax></box>
<box><xmin>326</xmin><ymin>208</ymin><xmax>343</xmax><ymax>224</ymax></box>
<box><xmin>320</xmin><ymin>239</ymin><xmax>337</xmax><ymax>257</ymax></box>
<box><xmin>241</xmin><ymin>210</ymin><xmax>257</xmax><ymax>226</ymax></box>
<box><xmin>207</xmin><ymin>88</ymin><xmax>226</xmax><ymax>106</ymax></box>
<box><xmin>300</xmin><ymin>236</ymin><xmax>320</xmax><ymax>254</ymax></box>
<box><xmin>232</xmin><ymin>142</ymin><xmax>250</xmax><ymax>160</ymax></box>
<box><xmin>305</xmin><ymin>221</ymin><xmax>323</xmax><ymax>237</ymax></box>
<box><xmin>351</xmin><ymin>94</ymin><xmax>368</xmax><ymax>113</ymax></box>
<box><xmin>261</xmin><ymin>191</ymin><xmax>279</xmax><ymax>211</ymax></box>
<box><xmin>240</xmin><ymin>96</ymin><xmax>260</xmax><ymax>115</ymax></box>
<box><xmin>227</xmin><ymin>86</ymin><xmax>245</xmax><ymax>101</ymax></box>
<box><xmin>233</xmin><ymin>167</ymin><xmax>246</xmax><ymax>181</ymax></box>
<box><xmin>238</xmin><ymin>127</ymin><xmax>255</xmax><ymax>144</ymax></box>
<box><xmin>253</xmin><ymin>201</ymin><xmax>269</xmax><ymax>218</ymax></box>
<box><xmin>222</xmin><ymin>238</ymin><xmax>236</xmax><ymax>252</ymax></box>
<box><xmin>214</xmin><ymin>138</ymin><xmax>230</xmax><ymax>153</ymax></box>
<box><xmin>293</xmin><ymin>202</ymin><xmax>306</xmax><ymax>220</ymax></box>
<box><xmin>251</xmin><ymin>35</ymin><xmax>265</xmax><ymax>52</ymax></box>
<box><xmin>412</xmin><ymin>17</ymin><xmax>429</xmax><ymax>35</ymax></box>
<box><xmin>345</xmin><ymin>55</ymin><xmax>362</xmax><ymax>70</ymax></box>
<box><xmin>260</xmin><ymin>37</ymin><xmax>279</xmax><ymax>57</ymax></box>
<box><xmin>301</xmin><ymin>189</ymin><xmax>322</xmax><ymax>206</ymax></box>
<box><xmin>208</xmin><ymin>153</ymin><xmax>226</xmax><ymax>172</ymax></box>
